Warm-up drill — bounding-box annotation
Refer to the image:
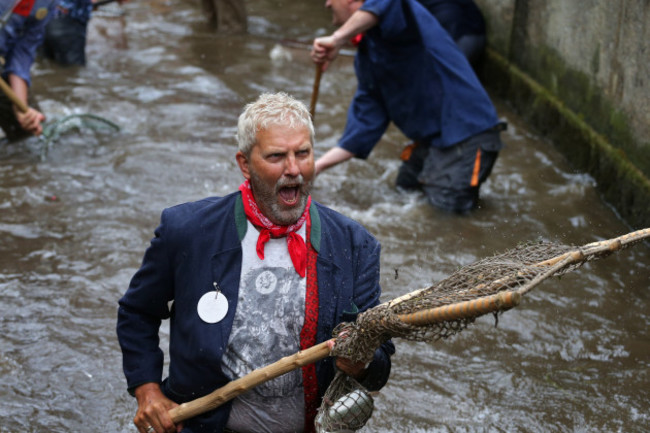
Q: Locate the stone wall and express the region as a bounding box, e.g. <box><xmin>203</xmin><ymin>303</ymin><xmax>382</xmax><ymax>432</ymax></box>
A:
<box><xmin>475</xmin><ymin>0</ymin><xmax>649</xmax><ymax>228</ymax></box>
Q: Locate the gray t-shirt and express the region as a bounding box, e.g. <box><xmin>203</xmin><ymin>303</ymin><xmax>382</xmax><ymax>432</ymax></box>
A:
<box><xmin>223</xmin><ymin>221</ymin><xmax>307</xmax><ymax>433</ymax></box>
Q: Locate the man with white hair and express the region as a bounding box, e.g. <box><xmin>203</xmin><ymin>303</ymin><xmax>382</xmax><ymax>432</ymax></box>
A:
<box><xmin>117</xmin><ymin>92</ymin><xmax>394</xmax><ymax>433</ymax></box>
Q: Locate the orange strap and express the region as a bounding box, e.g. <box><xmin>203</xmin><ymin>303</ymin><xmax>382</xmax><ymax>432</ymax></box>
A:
<box><xmin>470</xmin><ymin>149</ymin><xmax>481</xmax><ymax>187</ymax></box>
<box><xmin>400</xmin><ymin>142</ymin><xmax>417</xmax><ymax>161</ymax></box>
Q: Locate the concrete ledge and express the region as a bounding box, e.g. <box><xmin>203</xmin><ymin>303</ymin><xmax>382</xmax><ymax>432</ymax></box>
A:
<box><xmin>481</xmin><ymin>48</ymin><xmax>650</xmax><ymax>229</ymax></box>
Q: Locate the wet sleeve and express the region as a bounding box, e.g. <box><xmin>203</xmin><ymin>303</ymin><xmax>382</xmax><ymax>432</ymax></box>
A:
<box><xmin>337</xmin><ymin>86</ymin><xmax>390</xmax><ymax>160</ymax></box>
<box><xmin>4</xmin><ymin>13</ymin><xmax>53</xmax><ymax>86</ymax></box>
<box><xmin>116</xmin><ymin>210</ymin><xmax>176</xmax><ymax>394</ymax></box>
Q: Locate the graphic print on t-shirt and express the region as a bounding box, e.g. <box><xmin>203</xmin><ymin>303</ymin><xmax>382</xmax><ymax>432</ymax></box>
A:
<box><xmin>222</xmin><ymin>220</ymin><xmax>307</xmax><ymax>398</ymax></box>
<box><xmin>224</xmin><ymin>265</ymin><xmax>305</xmax><ymax>395</ymax></box>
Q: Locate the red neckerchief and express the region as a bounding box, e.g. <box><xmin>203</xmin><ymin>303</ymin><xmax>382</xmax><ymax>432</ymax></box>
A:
<box><xmin>239</xmin><ymin>180</ymin><xmax>311</xmax><ymax>278</ymax></box>
<box><xmin>350</xmin><ymin>33</ymin><xmax>364</xmax><ymax>46</ymax></box>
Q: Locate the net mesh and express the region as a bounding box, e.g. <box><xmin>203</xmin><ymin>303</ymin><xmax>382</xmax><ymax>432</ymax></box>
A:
<box><xmin>315</xmin><ymin>229</ymin><xmax>649</xmax><ymax>431</ymax></box>
<box><xmin>42</xmin><ymin>113</ymin><xmax>120</xmax><ymax>142</ymax></box>
<box><xmin>40</xmin><ymin>113</ymin><xmax>121</xmax><ymax>159</ymax></box>
<box><xmin>333</xmin><ymin>241</ymin><xmax>580</xmax><ymax>363</ymax></box>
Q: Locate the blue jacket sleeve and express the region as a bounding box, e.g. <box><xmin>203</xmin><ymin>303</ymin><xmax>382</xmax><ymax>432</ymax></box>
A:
<box><xmin>3</xmin><ymin>5</ymin><xmax>55</xmax><ymax>86</ymax></box>
<box><xmin>337</xmin><ymin>85</ymin><xmax>391</xmax><ymax>159</ymax></box>
<box><xmin>116</xmin><ymin>210</ymin><xmax>176</xmax><ymax>393</ymax></box>
<box><xmin>337</xmin><ymin>0</ymin><xmax>411</xmax><ymax>158</ymax></box>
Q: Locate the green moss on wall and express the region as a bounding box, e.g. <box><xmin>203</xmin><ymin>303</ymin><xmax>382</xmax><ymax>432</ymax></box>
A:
<box><xmin>481</xmin><ymin>48</ymin><xmax>650</xmax><ymax>229</ymax></box>
<box><xmin>513</xmin><ymin>46</ymin><xmax>649</xmax><ymax>178</ymax></box>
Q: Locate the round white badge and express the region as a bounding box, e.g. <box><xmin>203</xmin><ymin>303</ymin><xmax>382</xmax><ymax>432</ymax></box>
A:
<box><xmin>197</xmin><ymin>291</ymin><xmax>229</xmax><ymax>324</ymax></box>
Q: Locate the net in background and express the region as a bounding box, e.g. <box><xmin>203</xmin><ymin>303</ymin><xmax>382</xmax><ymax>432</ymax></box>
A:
<box><xmin>40</xmin><ymin>113</ymin><xmax>121</xmax><ymax>160</ymax></box>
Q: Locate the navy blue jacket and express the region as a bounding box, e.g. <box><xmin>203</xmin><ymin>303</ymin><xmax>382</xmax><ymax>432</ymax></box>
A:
<box><xmin>117</xmin><ymin>192</ymin><xmax>394</xmax><ymax>432</ymax></box>
<box><xmin>339</xmin><ymin>0</ymin><xmax>499</xmax><ymax>157</ymax></box>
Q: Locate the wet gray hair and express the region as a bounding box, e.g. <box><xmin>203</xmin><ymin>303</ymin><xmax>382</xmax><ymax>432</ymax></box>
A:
<box><xmin>236</xmin><ymin>92</ymin><xmax>315</xmax><ymax>155</ymax></box>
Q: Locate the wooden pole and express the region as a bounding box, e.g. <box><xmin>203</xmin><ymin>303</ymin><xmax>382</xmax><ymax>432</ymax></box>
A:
<box><xmin>309</xmin><ymin>64</ymin><xmax>323</xmax><ymax>119</ymax></box>
<box><xmin>168</xmin><ymin>290</ymin><xmax>522</xmax><ymax>423</ymax></box>
<box><xmin>0</xmin><ymin>78</ymin><xmax>28</xmax><ymax>113</ymax></box>
<box><xmin>397</xmin><ymin>291</ymin><xmax>521</xmax><ymax>326</ymax></box>
<box><xmin>169</xmin><ymin>340</ymin><xmax>333</xmax><ymax>423</ymax></box>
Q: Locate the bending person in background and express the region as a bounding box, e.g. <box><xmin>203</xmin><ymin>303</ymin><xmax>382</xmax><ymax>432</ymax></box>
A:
<box><xmin>0</xmin><ymin>0</ymin><xmax>57</xmax><ymax>140</ymax></box>
<box><xmin>117</xmin><ymin>92</ymin><xmax>394</xmax><ymax>433</ymax></box>
<box><xmin>311</xmin><ymin>0</ymin><xmax>505</xmax><ymax>213</ymax></box>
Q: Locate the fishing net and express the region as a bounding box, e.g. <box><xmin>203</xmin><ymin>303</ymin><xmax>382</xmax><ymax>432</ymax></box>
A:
<box><xmin>167</xmin><ymin>228</ymin><xmax>650</xmax><ymax>429</ymax></box>
<box><xmin>0</xmin><ymin>55</ymin><xmax>120</xmax><ymax>159</ymax></box>
<box><xmin>313</xmin><ymin>228</ymin><xmax>650</xmax><ymax>432</ymax></box>
<box><xmin>39</xmin><ymin>113</ymin><xmax>121</xmax><ymax>160</ymax></box>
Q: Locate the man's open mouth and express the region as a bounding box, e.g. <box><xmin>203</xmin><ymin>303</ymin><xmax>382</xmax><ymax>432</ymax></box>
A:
<box><xmin>278</xmin><ymin>185</ymin><xmax>300</xmax><ymax>205</ymax></box>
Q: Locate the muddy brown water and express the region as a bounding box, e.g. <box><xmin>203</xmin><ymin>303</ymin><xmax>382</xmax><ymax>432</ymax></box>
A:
<box><xmin>0</xmin><ymin>1</ymin><xmax>648</xmax><ymax>431</ymax></box>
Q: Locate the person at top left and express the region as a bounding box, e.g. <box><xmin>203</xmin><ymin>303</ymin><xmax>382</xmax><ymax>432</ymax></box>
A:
<box><xmin>0</xmin><ymin>0</ymin><xmax>57</xmax><ymax>140</ymax></box>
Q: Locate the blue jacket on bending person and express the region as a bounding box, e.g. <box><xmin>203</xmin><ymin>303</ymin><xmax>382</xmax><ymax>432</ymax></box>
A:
<box><xmin>312</xmin><ymin>0</ymin><xmax>504</xmax><ymax>213</ymax></box>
